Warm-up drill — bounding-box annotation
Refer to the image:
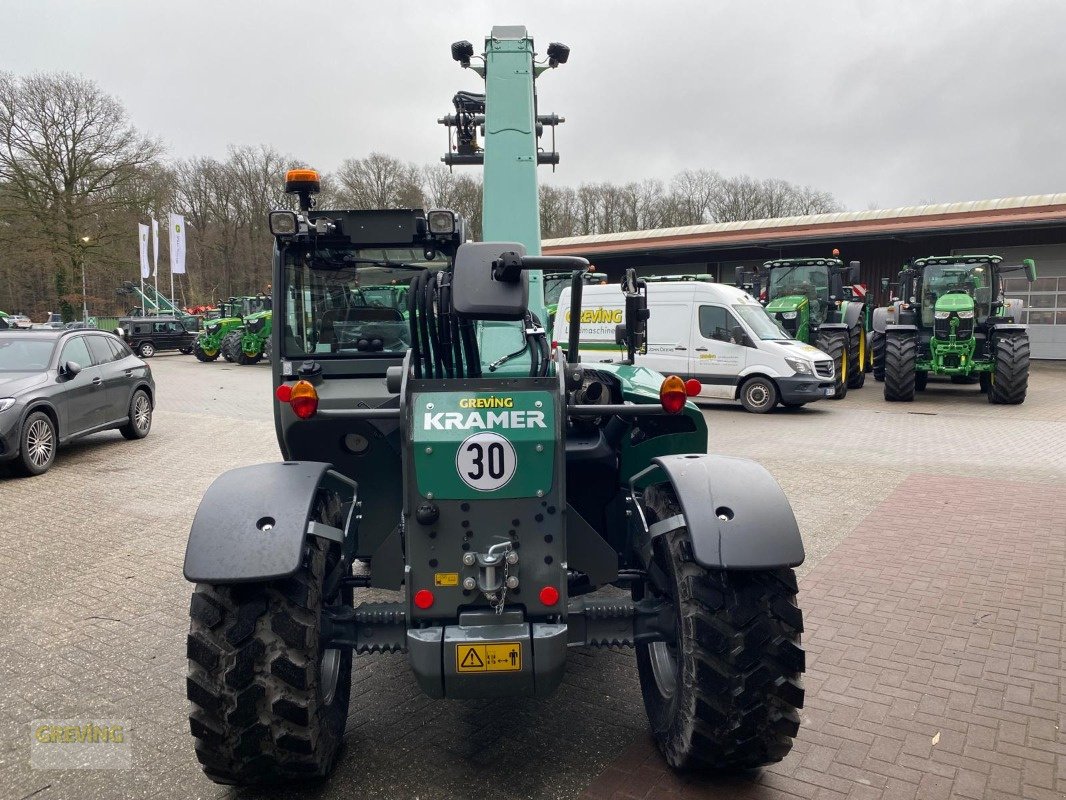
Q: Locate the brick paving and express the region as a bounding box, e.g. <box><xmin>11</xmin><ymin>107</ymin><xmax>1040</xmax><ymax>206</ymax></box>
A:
<box><xmin>581</xmin><ymin>474</ymin><xmax>1066</xmax><ymax>800</ymax></box>
<box><xmin>1</xmin><ymin>357</ymin><xmax>1064</xmax><ymax>800</ymax></box>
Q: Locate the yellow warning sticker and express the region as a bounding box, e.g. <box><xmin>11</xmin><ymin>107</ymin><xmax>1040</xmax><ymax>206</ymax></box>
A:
<box><xmin>455</xmin><ymin>642</ymin><xmax>522</xmax><ymax>673</ymax></box>
<box><xmin>434</xmin><ymin>572</ymin><xmax>459</xmax><ymax>587</ymax></box>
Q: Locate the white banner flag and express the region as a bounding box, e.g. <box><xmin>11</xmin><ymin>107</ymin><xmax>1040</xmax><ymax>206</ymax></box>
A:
<box><xmin>151</xmin><ymin>218</ymin><xmax>159</xmax><ymax>277</ymax></box>
<box><xmin>138</xmin><ymin>223</ymin><xmax>150</xmax><ymax>279</ymax></box>
<box><xmin>169</xmin><ymin>213</ymin><xmax>186</xmax><ymax>274</ymax></box>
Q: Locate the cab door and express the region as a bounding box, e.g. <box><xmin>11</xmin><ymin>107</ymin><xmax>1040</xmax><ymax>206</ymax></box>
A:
<box><xmin>689</xmin><ymin>304</ymin><xmax>748</xmax><ymax>399</ymax></box>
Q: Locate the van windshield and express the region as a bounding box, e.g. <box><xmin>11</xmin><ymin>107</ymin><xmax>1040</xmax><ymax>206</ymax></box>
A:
<box><xmin>282</xmin><ymin>247</ymin><xmax>448</xmax><ymax>358</ymax></box>
<box><xmin>733</xmin><ymin>304</ymin><xmax>790</xmax><ymax>340</ymax></box>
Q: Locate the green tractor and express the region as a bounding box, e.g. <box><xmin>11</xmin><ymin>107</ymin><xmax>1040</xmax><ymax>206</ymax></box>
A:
<box><xmin>193</xmin><ymin>295</ymin><xmax>271</xmax><ymax>362</ymax></box>
<box><xmin>231</xmin><ymin>309</ymin><xmax>273</xmax><ymax>365</ymax></box>
<box><xmin>872</xmin><ymin>254</ymin><xmax>1035</xmax><ymax>403</ymax></box>
<box><xmin>181</xmin><ymin>27</ymin><xmax>806</xmax><ymax>786</ymax></box>
<box><xmin>754</xmin><ymin>256</ymin><xmax>869</xmax><ymax>399</ymax></box>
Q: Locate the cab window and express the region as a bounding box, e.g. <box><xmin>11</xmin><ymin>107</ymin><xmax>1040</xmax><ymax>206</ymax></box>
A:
<box><xmin>698</xmin><ymin>306</ymin><xmax>741</xmax><ymax>343</ymax></box>
<box><xmin>86</xmin><ymin>335</ymin><xmax>117</xmax><ymax>364</ymax></box>
<box><xmin>59</xmin><ymin>336</ymin><xmax>92</xmax><ymax>368</ymax></box>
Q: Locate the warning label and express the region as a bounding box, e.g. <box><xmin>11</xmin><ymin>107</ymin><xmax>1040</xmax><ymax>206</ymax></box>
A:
<box><xmin>455</xmin><ymin>642</ymin><xmax>522</xmax><ymax>673</ymax></box>
<box><xmin>434</xmin><ymin>573</ymin><xmax>459</xmax><ymax>587</ymax></box>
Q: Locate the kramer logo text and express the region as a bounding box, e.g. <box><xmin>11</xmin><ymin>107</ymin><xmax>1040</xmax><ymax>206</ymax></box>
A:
<box><xmin>424</xmin><ymin>410</ymin><xmax>546</xmax><ymax>431</ymax></box>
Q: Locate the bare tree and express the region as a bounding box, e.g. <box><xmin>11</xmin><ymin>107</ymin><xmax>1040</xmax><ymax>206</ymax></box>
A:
<box><xmin>0</xmin><ymin>72</ymin><xmax>161</xmax><ymax>319</ymax></box>
<box><xmin>335</xmin><ymin>152</ymin><xmax>423</xmax><ymax>209</ymax></box>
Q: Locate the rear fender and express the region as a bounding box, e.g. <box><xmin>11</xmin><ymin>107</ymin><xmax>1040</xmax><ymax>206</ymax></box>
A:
<box><xmin>183</xmin><ymin>461</ymin><xmax>357</xmax><ymax>583</ymax></box>
<box><xmin>634</xmin><ymin>454</ymin><xmax>804</xmax><ymax>570</ymax></box>
<box><xmin>885</xmin><ymin>324</ymin><xmax>918</xmax><ymax>335</ymax></box>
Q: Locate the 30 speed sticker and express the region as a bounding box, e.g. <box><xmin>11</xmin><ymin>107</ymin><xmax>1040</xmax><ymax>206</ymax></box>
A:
<box><xmin>455</xmin><ymin>432</ymin><xmax>516</xmax><ymax>492</ymax></box>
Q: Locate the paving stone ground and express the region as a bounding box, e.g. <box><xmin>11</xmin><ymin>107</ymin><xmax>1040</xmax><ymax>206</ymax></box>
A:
<box><xmin>1</xmin><ymin>356</ymin><xmax>1064</xmax><ymax>800</ymax></box>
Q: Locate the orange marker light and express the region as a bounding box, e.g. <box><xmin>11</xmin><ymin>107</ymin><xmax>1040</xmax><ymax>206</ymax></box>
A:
<box><xmin>413</xmin><ymin>589</ymin><xmax>434</xmax><ymax>609</ymax></box>
<box><xmin>289</xmin><ymin>380</ymin><xmax>318</xmax><ymax>419</ymax></box>
<box><xmin>285</xmin><ymin>168</ymin><xmax>320</xmax><ymax>184</ymax></box>
<box><xmin>539</xmin><ymin>586</ymin><xmax>560</xmax><ymax>606</ymax></box>
<box><xmin>659</xmin><ymin>375</ymin><xmax>687</xmax><ymax>414</ymax></box>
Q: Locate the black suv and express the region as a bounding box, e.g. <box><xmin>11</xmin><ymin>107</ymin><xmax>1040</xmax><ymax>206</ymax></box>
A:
<box><xmin>116</xmin><ymin>317</ymin><xmax>196</xmax><ymax>358</ymax></box>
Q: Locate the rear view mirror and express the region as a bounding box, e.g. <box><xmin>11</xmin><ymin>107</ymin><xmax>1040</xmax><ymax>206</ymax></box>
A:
<box><xmin>848</xmin><ymin>261</ymin><xmax>860</xmax><ymax>284</ymax></box>
<box><xmin>880</xmin><ymin>277</ymin><xmax>890</xmax><ymax>291</ymax></box>
<box><xmin>62</xmin><ymin>360</ymin><xmax>82</xmax><ymax>377</ymax></box>
<box><xmin>1023</xmin><ymin>258</ymin><xmax>1037</xmax><ymax>283</ymax></box>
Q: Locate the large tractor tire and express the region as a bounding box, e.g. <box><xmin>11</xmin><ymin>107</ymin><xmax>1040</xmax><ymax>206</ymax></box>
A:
<box><xmin>220</xmin><ymin>331</ymin><xmax>243</xmax><ymax>363</ymax></box>
<box><xmin>846</xmin><ymin>326</ymin><xmax>866</xmax><ymax>389</ymax></box>
<box><xmin>883</xmin><ymin>333</ymin><xmax>916</xmax><ymax>401</ymax></box>
<box><xmin>186</xmin><ymin>494</ymin><xmax>352</xmax><ymax>785</ymax></box>
<box><xmin>193</xmin><ymin>340</ymin><xmax>220</xmax><ymax>362</ymax></box>
<box><xmin>814</xmin><ymin>330</ymin><xmax>848</xmax><ymax>400</ymax></box>
<box><xmin>871</xmin><ymin>330</ymin><xmax>886</xmax><ymax>382</ymax></box>
<box><xmin>636</xmin><ymin>484</ymin><xmax>804</xmax><ymax>771</ymax></box>
<box><xmin>988</xmin><ymin>333</ymin><xmax>1030</xmax><ymax>405</ymax></box>
<box><xmin>914</xmin><ymin>371</ymin><xmax>929</xmax><ymax>392</ymax></box>
<box><xmin>236</xmin><ymin>345</ymin><xmax>263</xmax><ymax>366</ymax></box>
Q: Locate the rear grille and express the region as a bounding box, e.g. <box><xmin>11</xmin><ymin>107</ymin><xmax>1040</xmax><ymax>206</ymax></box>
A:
<box><xmin>815</xmin><ymin>361</ymin><xmax>834</xmax><ymax>379</ymax></box>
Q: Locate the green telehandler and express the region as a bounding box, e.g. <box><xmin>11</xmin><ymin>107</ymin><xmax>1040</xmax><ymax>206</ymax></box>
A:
<box><xmin>753</xmin><ymin>256</ymin><xmax>869</xmax><ymax>398</ymax></box>
<box><xmin>872</xmin><ymin>254</ymin><xmax>1035</xmax><ymax>402</ymax></box>
<box><xmin>182</xmin><ymin>27</ymin><xmax>805</xmax><ymax>785</ymax></box>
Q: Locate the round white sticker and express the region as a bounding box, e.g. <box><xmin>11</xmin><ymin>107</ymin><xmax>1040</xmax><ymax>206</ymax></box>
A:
<box><xmin>456</xmin><ymin>432</ymin><xmax>517</xmax><ymax>492</ymax></box>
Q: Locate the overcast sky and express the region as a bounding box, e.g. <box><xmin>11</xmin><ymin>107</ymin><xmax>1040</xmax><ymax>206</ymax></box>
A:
<box><xmin>3</xmin><ymin>0</ymin><xmax>1064</xmax><ymax>212</ymax></box>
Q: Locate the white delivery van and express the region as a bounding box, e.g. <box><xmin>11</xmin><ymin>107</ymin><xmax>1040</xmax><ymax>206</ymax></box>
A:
<box><xmin>553</xmin><ymin>278</ymin><xmax>837</xmax><ymax>413</ymax></box>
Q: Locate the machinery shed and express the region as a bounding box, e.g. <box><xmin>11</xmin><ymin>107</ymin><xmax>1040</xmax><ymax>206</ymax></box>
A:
<box><xmin>543</xmin><ymin>194</ymin><xmax>1066</xmax><ymax>359</ymax></box>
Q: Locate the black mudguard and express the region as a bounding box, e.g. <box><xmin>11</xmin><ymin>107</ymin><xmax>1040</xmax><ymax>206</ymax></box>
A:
<box><xmin>987</xmin><ymin>322</ymin><xmax>1027</xmax><ymax>334</ymax></box>
<box><xmin>885</xmin><ymin>323</ymin><xmax>918</xmax><ymax>334</ymax></box>
<box><xmin>648</xmin><ymin>454</ymin><xmax>804</xmax><ymax>569</ymax></box>
<box><xmin>183</xmin><ymin>461</ymin><xmax>356</xmax><ymax>583</ymax></box>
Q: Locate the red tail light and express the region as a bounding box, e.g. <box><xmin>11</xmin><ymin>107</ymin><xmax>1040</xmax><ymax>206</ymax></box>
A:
<box><xmin>659</xmin><ymin>375</ymin><xmax>687</xmax><ymax>414</ymax></box>
<box><xmin>684</xmin><ymin>378</ymin><xmax>701</xmax><ymax>397</ymax></box>
<box><xmin>413</xmin><ymin>589</ymin><xmax>434</xmax><ymax>609</ymax></box>
<box><xmin>539</xmin><ymin>586</ymin><xmax>560</xmax><ymax>606</ymax></box>
<box><xmin>287</xmin><ymin>380</ymin><xmax>318</xmax><ymax>419</ymax></box>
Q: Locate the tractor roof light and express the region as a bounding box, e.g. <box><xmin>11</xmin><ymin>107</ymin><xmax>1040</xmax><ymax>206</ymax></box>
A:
<box><xmin>660</xmin><ymin>375</ymin><xmax>687</xmax><ymax>414</ymax></box>
<box><xmin>268</xmin><ymin>210</ymin><xmax>298</xmax><ymax>236</ymax></box>
<box><xmin>427</xmin><ymin>209</ymin><xmax>457</xmax><ymax>235</ymax></box>
<box><xmin>451</xmin><ymin>40</ymin><xmax>475</xmax><ymax>66</ymax></box>
<box><xmin>284</xmin><ymin>168</ymin><xmax>321</xmax><ymax>211</ymax></box>
<box><xmin>546</xmin><ymin>42</ymin><xmax>570</xmax><ymax>67</ymax></box>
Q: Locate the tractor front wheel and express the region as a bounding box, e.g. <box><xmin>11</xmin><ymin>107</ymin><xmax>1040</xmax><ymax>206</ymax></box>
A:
<box><xmin>236</xmin><ymin>347</ymin><xmax>262</xmax><ymax>366</ymax></box>
<box><xmin>636</xmin><ymin>484</ymin><xmax>804</xmax><ymax>771</ymax></box>
<box><xmin>220</xmin><ymin>331</ymin><xmax>242</xmax><ymax>363</ymax></box>
<box><xmin>815</xmin><ymin>331</ymin><xmax>848</xmax><ymax>400</ymax></box>
<box><xmin>193</xmin><ymin>340</ymin><xmax>220</xmax><ymax>362</ymax></box>
<box><xmin>883</xmin><ymin>333</ymin><xmax>916</xmax><ymax>401</ymax></box>
<box><xmin>846</xmin><ymin>326</ymin><xmax>866</xmax><ymax>389</ymax></box>
<box><xmin>988</xmin><ymin>333</ymin><xmax>1030</xmax><ymax>405</ymax></box>
<box><xmin>186</xmin><ymin>495</ymin><xmax>352</xmax><ymax>785</ymax></box>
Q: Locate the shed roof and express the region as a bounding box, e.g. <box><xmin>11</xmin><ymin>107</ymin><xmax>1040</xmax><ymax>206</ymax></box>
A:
<box><xmin>542</xmin><ymin>194</ymin><xmax>1066</xmax><ymax>256</ymax></box>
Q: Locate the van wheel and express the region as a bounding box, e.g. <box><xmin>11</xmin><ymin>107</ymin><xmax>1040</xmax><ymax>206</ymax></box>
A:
<box><xmin>739</xmin><ymin>377</ymin><xmax>778</xmax><ymax>414</ymax></box>
<box><xmin>138</xmin><ymin>342</ymin><xmax>155</xmax><ymax>358</ymax></box>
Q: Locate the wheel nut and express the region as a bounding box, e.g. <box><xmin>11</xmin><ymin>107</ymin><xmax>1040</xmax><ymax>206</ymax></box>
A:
<box><xmin>462</xmin><ymin>577</ymin><xmax>476</xmax><ymax>590</ymax></box>
<box><xmin>505</xmin><ymin>576</ymin><xmax>519</xmax><ymax>589</ymax></box>
<box><xmin>462</xmin><ymin>552</ymin><xmax>476</xmax><ymax>566</ymax></box>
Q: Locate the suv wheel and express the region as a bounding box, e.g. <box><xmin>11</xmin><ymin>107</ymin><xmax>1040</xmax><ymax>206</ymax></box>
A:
<box><xmin>120</xmin><ymin>390</ymin><xmax>153</xmax><ymax>440</ymax></box>
<box><xmin>138</xmin><ymin>341</ymin><xmax>155</xmax><ymax>358</ymax></box>
<box><xmin>15</xmin><ymin>411</ymin><xmax>57</xmax><ymax>476</ymax></box>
